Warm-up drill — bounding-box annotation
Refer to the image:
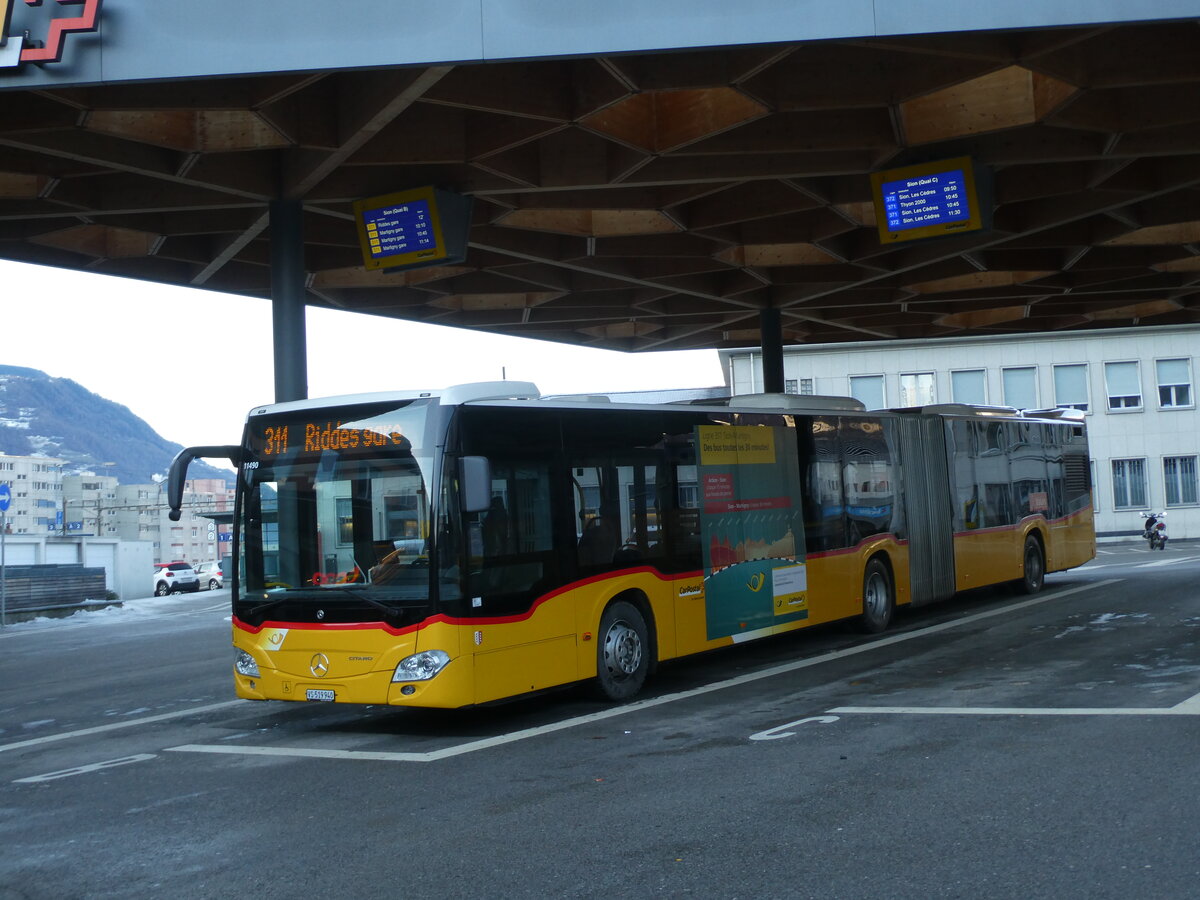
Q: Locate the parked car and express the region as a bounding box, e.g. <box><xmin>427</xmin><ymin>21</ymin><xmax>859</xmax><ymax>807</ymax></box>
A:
<box><xmin>152</xmin><ymin>562</ymin><xmax>200</xmax><ymax>596</ymax></box>
<box><xmin>194</xmin><ymin>561</ymin><xmax>224</xmax><ymax>590</ymax></box>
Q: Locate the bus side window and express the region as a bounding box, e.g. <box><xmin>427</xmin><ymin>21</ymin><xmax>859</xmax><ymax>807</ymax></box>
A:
<box><xmin>949</xmin><ymin>419</ymin><xmax>977</xmax><ymax>530</ymax></box>
<box><xmin>467</xmin><ymin>460</ymin><xmax>557</xmax><ymax>605</ymax></box>
<box><xmin>842</xmin><ymin>416</ymin><xmax>894</xmax><ymax>543</ymax></box>
<box><xmin>803</xmin><ymin>416</ymin><xmax>846</xmax><ymax>551</ymax></box>
<box><xmin>571</xmin><ymin>462</ymin><xmax>663</xmax><ymax>568</ymax></box>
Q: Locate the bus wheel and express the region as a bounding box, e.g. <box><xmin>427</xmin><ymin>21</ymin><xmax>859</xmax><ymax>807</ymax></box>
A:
<box><xmin>594</xmin><ymin>600</ymin><xmax>649</xmax><ymax>701</ymax></box>
<box><xmin>1020</xmin><ymin>535</ymin><xmax>1045</xmax><ymax>594</ymax></box>
<box><xmin>856</xmin><ymin>558</ymin><xmax>893</xmax><ymax>634</ymax></box>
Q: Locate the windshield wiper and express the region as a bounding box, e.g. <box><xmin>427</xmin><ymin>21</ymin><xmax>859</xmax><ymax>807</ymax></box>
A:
<box><xmin>331</xmin><ymin>589</ymin><xmax>412</xmax><ymax>619</ymax></box>
<box><xmin>243</xmin><ymin>596</ymin><xmax>291</xmax><ymax>619</ymax></box>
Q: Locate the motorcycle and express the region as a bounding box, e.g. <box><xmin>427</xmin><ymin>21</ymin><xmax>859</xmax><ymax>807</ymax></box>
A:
<box><xmin>1140</xmin><ymin>511</ymin><xmax>1168</xmax><ymax>550</ymax></box>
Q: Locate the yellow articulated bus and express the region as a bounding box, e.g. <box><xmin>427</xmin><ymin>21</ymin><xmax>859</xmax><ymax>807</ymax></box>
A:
<box><xmin>168</xmin><ymin>383</ymin><xmax>1094</xmax><ymax>708</ymax></box>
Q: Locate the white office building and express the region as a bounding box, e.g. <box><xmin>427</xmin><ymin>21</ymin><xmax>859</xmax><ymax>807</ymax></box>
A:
<box><xmin>0</xmin><ymin>452</ymin><xmax>65</xmax><ymax>534</ymax></box>
<box><xmin>720</xmin><ymin>324</ymin><xmax>1200</xmax><ymax>541</ymax></box>
<box><xmin>110</xmin><ymin>479</ymin><xmax>232</xmax><ymax>565</ymax></box>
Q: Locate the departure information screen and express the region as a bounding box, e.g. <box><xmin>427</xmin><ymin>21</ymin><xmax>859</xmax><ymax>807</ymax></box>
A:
<box><xmin>870</xmin><ymin>156</ymin><xmax>985</xmax><ymax>244</ymax></box>
<box><xmin>353</xmin><ymin>186</ymin><xmax>472</xmax><ymax>272</ymax></box>
<box><xmin>879</xmin><ymin>168</ymin><xmax>969</xmax><ymax>232</ymax></box>
<box><xmin>359</xmin><ymin>198</ymin><xmax>437</xmax><ymax>261</ymax></box>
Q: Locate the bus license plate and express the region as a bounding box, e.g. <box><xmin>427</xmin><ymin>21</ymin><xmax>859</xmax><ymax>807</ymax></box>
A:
<box><xmin>306</xmin><ymin>689</ymin><xmax>335</xmax><ymax>702</ymax></box>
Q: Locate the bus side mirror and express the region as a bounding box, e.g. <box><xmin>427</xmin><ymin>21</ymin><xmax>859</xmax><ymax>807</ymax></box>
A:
<box><xmin>459</xmin><ymin>456</ymin><xmax>492</xmax><ymax>513</ymax></box>
<box><xmin>168</xmin><ymin>445</ymin><xmax>242</xmax><ymax>520</ymax></box>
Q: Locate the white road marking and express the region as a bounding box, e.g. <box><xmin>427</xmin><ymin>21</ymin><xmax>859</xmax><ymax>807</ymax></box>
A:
<box><xmin>167</xmin><ymin>579</ymin><xmax>1119</xmax><ymax>764</ymax></box>
<box><xmin>1134</xmin><ymin>556</ymin><xmax>1200</xmax><ymax>568</ymax></box>
<box><xmin>749</xmin><ymin>715</ymin><xmax>839</xmax><ymax>741</ymax></box>
<box><xmin>1083</xmin><ymin>555</ymin><xmax>1200</xmax><ymax>571</ymax></box>
<box><xmin>14</xmin><ymin>754</ymin><xmax>157</xmax><ymax>783</ymax></box>
<box><xmin>830</xmin><ymin>689</ymin><xmax>1200</xmax><ymax>718</ymax></box>
<box><xmin>0</xmin><ymin>701</ymin><xmax>244</xmax><ymax>754</ymax></box>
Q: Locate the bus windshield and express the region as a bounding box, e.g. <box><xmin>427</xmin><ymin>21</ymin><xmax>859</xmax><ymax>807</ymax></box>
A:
<box><xmin>237</xmin><ymin>398</ymin><xmax>443</xmax><ymax>618</ymax></box>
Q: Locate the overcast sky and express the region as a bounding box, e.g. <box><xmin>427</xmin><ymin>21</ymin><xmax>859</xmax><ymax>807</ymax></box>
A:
<box><xmin>1</xmin><ymin>259</ymin><xmax>724</xmax><ymax>452</ymax></box>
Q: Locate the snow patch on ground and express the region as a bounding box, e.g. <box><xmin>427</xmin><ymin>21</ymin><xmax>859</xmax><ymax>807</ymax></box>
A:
<box><xmin>1</xmin><ymin>593</ymin><xmax>208</xmax><ymax>631</ymax></box>
<box><xmin>1051</xmin><ymin>612</ymin><xmax>1151</xmax><ymax>639</ymax></box>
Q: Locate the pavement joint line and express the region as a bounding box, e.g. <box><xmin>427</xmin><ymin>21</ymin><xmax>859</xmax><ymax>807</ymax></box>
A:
<box><xmin>164</xmin><ymin>578</ymin><xmax>1120</xmax><ymax>764</ymax></box>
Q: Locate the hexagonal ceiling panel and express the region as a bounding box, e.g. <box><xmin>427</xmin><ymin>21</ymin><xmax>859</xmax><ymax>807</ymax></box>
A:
<box><xmin>1</xmin><ymin>21</ymin><xmax>1199</xmax><ymax>351</ymax></box>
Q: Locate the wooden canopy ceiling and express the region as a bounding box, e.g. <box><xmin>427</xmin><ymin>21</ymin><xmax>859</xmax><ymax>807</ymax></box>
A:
<box><xmin>2</xmin><ymin>20</ymin><xmax>1200</xmax><ymax>350</ymax></box>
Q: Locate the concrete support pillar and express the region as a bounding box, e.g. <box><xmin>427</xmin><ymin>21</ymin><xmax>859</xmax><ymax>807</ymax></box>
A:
<box><xmin>270</xmin><ymin>197</ymin><xmax>309</xmax><ymax>403</ymax></box>
<box><xmin>759</xmin><ymin>308</ymin><xmax>785</xmax><ymax>394</ymax></box>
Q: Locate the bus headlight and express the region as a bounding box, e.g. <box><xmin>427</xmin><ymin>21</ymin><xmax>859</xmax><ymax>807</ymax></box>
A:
<box><xmin>235</xmin><ymin>649</ymin><xmax>260</xmax><ymax>677</ymax></box>
<box><xmin>392</xmin><ymin>650</ymin><xmax>450</xmax><ymax>682</ymax></box>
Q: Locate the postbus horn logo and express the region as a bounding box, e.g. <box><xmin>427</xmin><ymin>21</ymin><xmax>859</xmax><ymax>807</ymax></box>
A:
<box><xmin>1</xmin><ymin>0</ymin><xmax>102</xmax><ymax>69</ymax></box>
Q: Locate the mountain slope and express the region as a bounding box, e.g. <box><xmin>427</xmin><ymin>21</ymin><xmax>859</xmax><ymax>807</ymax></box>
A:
<box><xmin>0</xmin><ymin>365</ymin><xmax>234</xmax><ymax>485</ymax></box>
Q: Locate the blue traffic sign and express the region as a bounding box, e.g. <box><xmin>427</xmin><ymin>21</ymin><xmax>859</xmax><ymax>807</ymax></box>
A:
<box><xmin>0</xmin><ymin>483</ymin><xmax>10</xmax><ymax>512</ymax></box>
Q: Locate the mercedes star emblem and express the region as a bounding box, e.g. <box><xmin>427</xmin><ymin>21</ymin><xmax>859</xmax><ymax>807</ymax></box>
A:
<box><xmin>310</xmin><ymin>653</ymin><xmax>330</xmax><ymax>677</ymax></box>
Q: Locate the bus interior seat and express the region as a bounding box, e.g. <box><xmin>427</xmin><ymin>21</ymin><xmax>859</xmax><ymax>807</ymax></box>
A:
<box><xmin>578</xmin><ymin>516</ymin><xmax>620</xmax><ymax>566</ymax></box>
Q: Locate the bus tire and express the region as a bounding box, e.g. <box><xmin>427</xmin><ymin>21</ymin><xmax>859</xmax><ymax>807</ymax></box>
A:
<box><xmin>856</xmin><ymin>557</ymin><xmax>893</xmax><ymax>634</ymax></box>
<box><xmin>593</xmin><ymin>600</ymin><xmax>650</xmax><ymax>701</ymax></box>
<box><xmin>1019</xmin><ymin>534</ymin><xmax>1045</xmax><ymax>594</ymax></box>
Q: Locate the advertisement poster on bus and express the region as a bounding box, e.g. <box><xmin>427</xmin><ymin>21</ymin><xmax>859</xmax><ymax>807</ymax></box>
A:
<box><xmin>696</xmin><ymin>424</ymin><xmax>808</xmax><ymax>640</ymax></box>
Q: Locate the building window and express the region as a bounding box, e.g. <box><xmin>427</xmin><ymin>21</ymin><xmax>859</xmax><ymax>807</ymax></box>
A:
<box><xmin>799</xmin><ymin>378</ymin><xmax>814</xmax><ymax>395</ymax></box>
<box><xmin>1002</xmin><ymin>366</ymin><xmax>1037</xmax><ymax>410</ymax></box>
<box><xmin>849</xmin><ymin>374</ymin><xmax>885</xmax><ymax>409</ymax></box>
<box><xmin>1155</xmin><ymin>358</ymin><xmax>1192</xmax><ymax>408</ymax></box>
<box><xmin>1110</xmin><ymin>458</ymin><xmax>1148</xmax><ymax>509</ymax></box>
<box><xmin>950</xmin><ymin>369</ymin><xmax>986</xmax><ymax>405</ymax></box>
<box><xmin>337</xmin><ymin>498</ymin><xmax>353</xmax><ymax>544</ymax></box>
<box><xmin>1053</xmin><ymin>364</ymin><xmax>1089</xmax><ymax>411</ymax></box>
<box><xmin>1163</xmin><ymin>456</ymin><xmax>1198</xmax><ymax>506</ymax></box>
<box><xmin>899</xmin><ymin>372</ymin><xmax>935</xmax><ymax>407</ymax></box>
<box><xmin>784</xmin><ymin>379</ymin><xmax>797</xmax><ymax>394</ymax></box>
<box><xmin>1104</xmin><ymin>361</ymin><xmax>1142</xmax><ymax>410</ymax></box>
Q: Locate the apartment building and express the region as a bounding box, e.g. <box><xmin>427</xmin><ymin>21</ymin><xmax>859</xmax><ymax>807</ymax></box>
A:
<box><xmin>720</xmin><ymin>324</ymin><xmax>1200</xmax><ymax>541</ymax></box>
<box><xmin>0</xmin><ymin>452</ymin><xmax>64</xmax><ymax>534</ymax></box>
<box><xmin>61</xmin><ymin>472</ymin><xmax>119</xmax><ymax>537</ymax></box>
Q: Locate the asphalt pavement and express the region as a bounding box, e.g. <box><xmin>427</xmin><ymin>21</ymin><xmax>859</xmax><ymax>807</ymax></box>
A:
<box><xmin>2</xmin><ymin>541</ymin><xmax>1198</xmax><ymax>899</ymax></box>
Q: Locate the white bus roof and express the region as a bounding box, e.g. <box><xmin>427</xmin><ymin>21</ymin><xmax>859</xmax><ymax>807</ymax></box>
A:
<box><xmin>246</xmin><ymin>381</ymin><xmax>542</xmax><ymax>418</ymax></box>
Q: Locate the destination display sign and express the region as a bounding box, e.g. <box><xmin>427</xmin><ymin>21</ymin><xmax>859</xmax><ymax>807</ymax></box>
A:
<box><xmin>246</xmin><ymin>399</ymin><xmax>424</xmax><ymax>462</ymax></box>
<box><xmin>252</xmin><ymin>420</ymin><xmax>411</xmax><ymax>457</ymax></box>
<box><xmin>870</xmin><ymin>156</ymin><xmax>985</xmax><ymax>244</ymax></box>
<box><xmin>352</xmin><ymin>186</ymin><xmax>473</xmax><ymax>272</ymax></box>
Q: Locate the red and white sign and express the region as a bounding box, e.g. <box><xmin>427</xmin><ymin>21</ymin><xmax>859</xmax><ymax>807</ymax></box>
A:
<box><xmin>1</xmin><ymin>0</ymin><xmax>102</xmax><ymax>70</ymax></box>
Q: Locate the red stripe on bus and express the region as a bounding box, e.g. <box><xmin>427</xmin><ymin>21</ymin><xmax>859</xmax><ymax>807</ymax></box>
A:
<box><xmin>233</xmin><ymin>565</ymin><xmax>690</xmax><ymax>636</ymax></box>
